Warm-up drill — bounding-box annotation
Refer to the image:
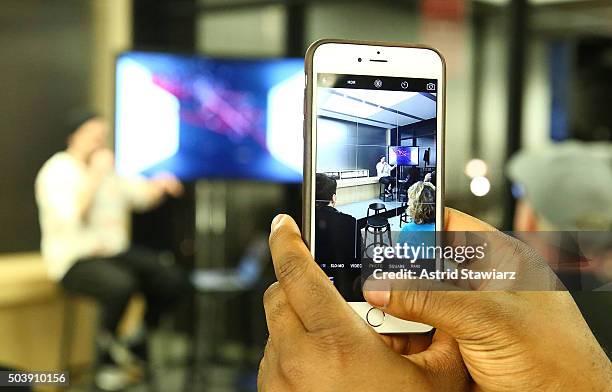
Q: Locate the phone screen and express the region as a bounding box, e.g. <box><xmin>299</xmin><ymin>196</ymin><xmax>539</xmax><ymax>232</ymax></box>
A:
<box><xmin>313</xmin><ymin>73</ymin><xmax>439</xmax><ymax>301</ymax></box>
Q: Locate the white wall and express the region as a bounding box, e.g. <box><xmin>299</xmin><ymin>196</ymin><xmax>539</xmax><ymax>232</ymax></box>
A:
<box><xmin>522</xmin><ymin>37</ymin><xmax>552</xmax><ymax>149</ymax></box>
<box><xmin>194</xmin><ymin>2</ymin><xmax>555</xmax><ymax>227</ymax></box>
<box><xmin>196</xmin><ymin>5</ymin><xmax>286</xmax><ymax>56</ymax></box>
<box><xmin>90</xmin><ymin>0</ymin><xmax>132</xmax><ymax>120</ymax></box>
<box><xmin>470</xmin><ymin>13</ymin><xmax>552</xmax><ymax>226</ymax></box>
<box><xmin>305</xmin><ymin>3</ymin><xmax>473</xmax><ymax>202</ymax></box>
<box><xmin>305</xmin><ymin>3</ymin><xmax>419</xmax><ymax>43</ymax></box>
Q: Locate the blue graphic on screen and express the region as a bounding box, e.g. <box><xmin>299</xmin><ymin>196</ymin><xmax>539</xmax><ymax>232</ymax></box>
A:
<box><xmin>389</xmin><ymin>146</ymin><xmax>419</xmax><ymax>166</ymax></box>
<box><xmin>115</xmin><ymin>51</ymin><xmax>304</xmax><ymax>182</ymax></box>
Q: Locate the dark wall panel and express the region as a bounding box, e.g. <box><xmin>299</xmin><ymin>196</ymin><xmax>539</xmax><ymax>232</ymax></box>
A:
<box><xmin>316</xmin><ymin>116</ymin><xmax>387</xmax><ymax>174</ymax></box>
<box><xmin>356</xmin><ymin>145</ymin><xmax>387</xmax><ymax>176</ymax></box>
<box><xmin>0</xmin><ymin>1</ymin><xmax>92</xmax><ymax>252</ymax></box>
<box><xmin>132</xmin><ymin>0</ymin><xmax>196</xmax><ymax>51</ymax></box>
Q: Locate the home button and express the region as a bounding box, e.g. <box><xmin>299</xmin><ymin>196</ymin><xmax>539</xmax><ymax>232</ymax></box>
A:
<box><xmin>366</xmin><ymin>307</ymin><xmax>385</xmax><ymax>327</ymax></box>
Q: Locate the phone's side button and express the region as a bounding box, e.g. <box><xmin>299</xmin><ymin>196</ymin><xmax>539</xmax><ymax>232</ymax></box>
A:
<box><xmin>366</xmin><ymin>307</ymin><xmax>385</xmax><ymax>327</ymax></box>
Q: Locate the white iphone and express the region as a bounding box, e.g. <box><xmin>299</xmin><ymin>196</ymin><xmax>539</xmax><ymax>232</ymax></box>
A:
<box><xmin>302</xmin><ymin>39</ymin><xmax>445</xmax><ymax>333</ymax></box>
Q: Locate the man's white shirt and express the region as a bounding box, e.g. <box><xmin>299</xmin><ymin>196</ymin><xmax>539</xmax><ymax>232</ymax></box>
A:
<box><xmin>376</xmin><ymin>162</ymin><xmax>393</xmax><ymax>178</ymax></box>
<box><xmin>35</xmin><ymin>152</ymin><xmax>156</xmax><ymax>280</ymax></box>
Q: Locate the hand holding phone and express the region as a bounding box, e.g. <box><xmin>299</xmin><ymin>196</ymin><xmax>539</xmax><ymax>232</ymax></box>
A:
<box><xmin>261</xmin><ymin>211</ymin><xmax>612</xmax><ymax>392</ymax></box>
<box><xmin>260</xmin><ymin>214</ymin><xmax>466</xmax><ymax>391</ymax></box>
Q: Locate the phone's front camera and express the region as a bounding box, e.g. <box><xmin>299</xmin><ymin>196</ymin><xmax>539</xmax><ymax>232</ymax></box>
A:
<box><xmin>358</xmin><ymin>58</ymin><xmax>362</xmax><ymax>62</ymax></box>
<box><xmin>377</xmin><ymin>51</ymin><xmax>380</xmax><ymax>54</ymax></box>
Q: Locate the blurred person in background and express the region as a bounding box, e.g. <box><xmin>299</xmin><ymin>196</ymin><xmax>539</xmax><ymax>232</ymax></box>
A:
<box><xmin>507</xmin><ymin>140</ymin><xmax>612</xmax><ymax>357</ymax></box>
<box><xmin>35</xmin><ymin>111</ymin><xmax>189</xmax><ymax>390</ymax></box>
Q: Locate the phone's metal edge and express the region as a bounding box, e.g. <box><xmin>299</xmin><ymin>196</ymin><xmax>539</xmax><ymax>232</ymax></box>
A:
<box><xmin>302</xmin><ymin>41</ymin><xmax>316</xmax><ymax>251</ymax></box>
<box><xmin>434</xmin><ymin>44</ymin><xmax>447</xmax><ymax>273</ymax></box>
<box><xmin>302</xmin><ymin>38</ymin><xmax>446</xmax><ymax>254</ymax></box>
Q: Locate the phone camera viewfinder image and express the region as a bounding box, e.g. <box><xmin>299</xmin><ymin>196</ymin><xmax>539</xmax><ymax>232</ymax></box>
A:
<box><xmin>313</xmin><ymin>73</ymin><xmax>438</xmax><ymax>302</ymax></box>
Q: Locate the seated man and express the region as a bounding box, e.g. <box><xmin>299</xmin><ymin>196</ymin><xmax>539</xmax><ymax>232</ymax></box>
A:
<box><xmin>35</xmin><ymin>112</ymin><xmax>189</xmax><ymax>389</ymax></box>
<box><xmin>376</xmin><ymin>155</ymin><xmax>396</xmax><ymax>196</ymax></box>
<box><xmin>398</xmin><ymin>166</ymin><xmax>422</xmax><ymax>200</ymax></box>
<box><xmin>314</xmin><ymin>174</ymin><xmax>362</xmax><ymax>298</ymax></box>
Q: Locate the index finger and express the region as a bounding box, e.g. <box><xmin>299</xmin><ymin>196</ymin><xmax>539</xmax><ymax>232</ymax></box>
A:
<box><xmin>268</xmin><ymin>214</ymin><xmax>353</xmax><ymax>331</ymax></box>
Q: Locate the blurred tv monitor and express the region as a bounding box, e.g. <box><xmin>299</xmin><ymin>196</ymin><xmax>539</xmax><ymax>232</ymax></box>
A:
<box><xmin>389</xmin><ymin>146</ymin><xmax>419</xmax><ymax>166</ymax></box>
<box><xmin>114</xmin><ymin>51</ymin><xmax>304</xmax><ymax>182</ymax></box>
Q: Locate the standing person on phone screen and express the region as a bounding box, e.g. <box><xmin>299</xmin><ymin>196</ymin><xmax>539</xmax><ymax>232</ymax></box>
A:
<box><xmin>35</xmin><ymin>111</ymin><xmax>189</xmax><ymax>390</ymax></box>
<box><xmin>376</xmin><ymin>155</ymin><xmax>396</xmax><ymax>196</ymax></box>
<box><xmin>423</xmin><ymin>147</ymin><xmax>430</xmax><ymax>166</ymax></box>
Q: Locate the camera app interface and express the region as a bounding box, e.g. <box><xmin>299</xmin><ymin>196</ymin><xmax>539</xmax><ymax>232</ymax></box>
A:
<box><xmin>314</xmin><ymin>73</ymin><xmax>438</xmax><ymax>301</ymax></box>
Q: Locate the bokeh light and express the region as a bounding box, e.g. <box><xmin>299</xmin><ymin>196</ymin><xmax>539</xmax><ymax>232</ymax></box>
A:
<box><xmin>470</xmin><ymin>176</ymin><xmax>491</xmax><ymax>197</ymax></box>
<box><xmin>464</xmin><ymin>158</ymin><xmax>488</xmax><ymax>178</ymax></box>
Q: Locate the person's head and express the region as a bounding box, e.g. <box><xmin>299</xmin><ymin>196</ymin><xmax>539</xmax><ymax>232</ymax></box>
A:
<box><xmin>379</xmin><ymin>156</ymin><xmax>386</xmax><ymax>164</ymax></box>
<box><xmin>507</xmin><ymin>141</ymin><xmax>612</xmax><ymax>232</ymax></box>
<box><xmin>429</xmin><ymin>171</ymin><xmax>436</xmax><ymax>185</ymax></box>
<box><xmin>316</xmin><ymin>173</ymin><xmax>337</xmax><ymax>208</ymax></box>
<box><xmin>424</xmin><ymin>171</ymin><xmax>436</xmax><ymax>185</ymax></box>
<box><xmin>407</xmin><ymin>181</ymin><xmax>435</xmax><ymax>224</ymax></box>
<box><xmin>65</xmin><ymin>111</ymin><xmax>108</xmax><ymax>162</ymax></box>
<box><xmin>508</xmin><ymin>141</ymin><xmax>612</xmax><ymax>285</ymax></box>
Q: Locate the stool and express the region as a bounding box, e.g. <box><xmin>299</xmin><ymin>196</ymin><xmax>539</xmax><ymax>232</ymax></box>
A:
<box><xmin>399</xmin><ymin>201</ymin><xmax>409</xmax><ymax>227</ymax></box>
<box><xmin>367</xmin><ymin>202</ymin><xmax>387</xmax><ymax>218</ymax></box>
<box><xmin>397</xmin><ymin>181</ymin><xmax>409</xmax><ymax>202</ymax></box>
<box><xmin>60</xmin><ymin>295</ymin><xmax>77</xmax><ymax>372</ymax></box>
<box><xmin>363</xmin><ymin>203</ymin><xmax>392</xmax><ymax>257</ymax></box>
<box><xmin>379</xmin><ymin>182</ymin><xmax>393</xmax><ymax>201</ymax></box>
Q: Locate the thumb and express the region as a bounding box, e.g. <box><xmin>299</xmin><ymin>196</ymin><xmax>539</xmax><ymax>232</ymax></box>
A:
<box><xmin>363</xmin><ymin>208</ymin><xmax>508</xmax><ymax>338</ymax></box>
<box><xmin>365</xmin><ymin>285</ymin><xmax>512</xmax><ymax>341</ymax></box>
<box><xmin>269</xmin><ymin>214</ymin><xmax>357</xmax><ymax>332</ymax></box>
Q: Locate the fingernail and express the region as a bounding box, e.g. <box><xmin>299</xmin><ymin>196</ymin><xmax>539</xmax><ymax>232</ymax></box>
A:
<box><xmin>364</xmin><ymin>290</ymin><xmax>390</xmax><ymax>308</ymax></box>
<box><xmin>363</xmin><ymin>278</ymin><xmax>391</xmax><ymax>308</ymax></box>
<box><xmin>271</xmin><ymin>214</ymin><xmax>284</xmax><ymax>232</ymax></box>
